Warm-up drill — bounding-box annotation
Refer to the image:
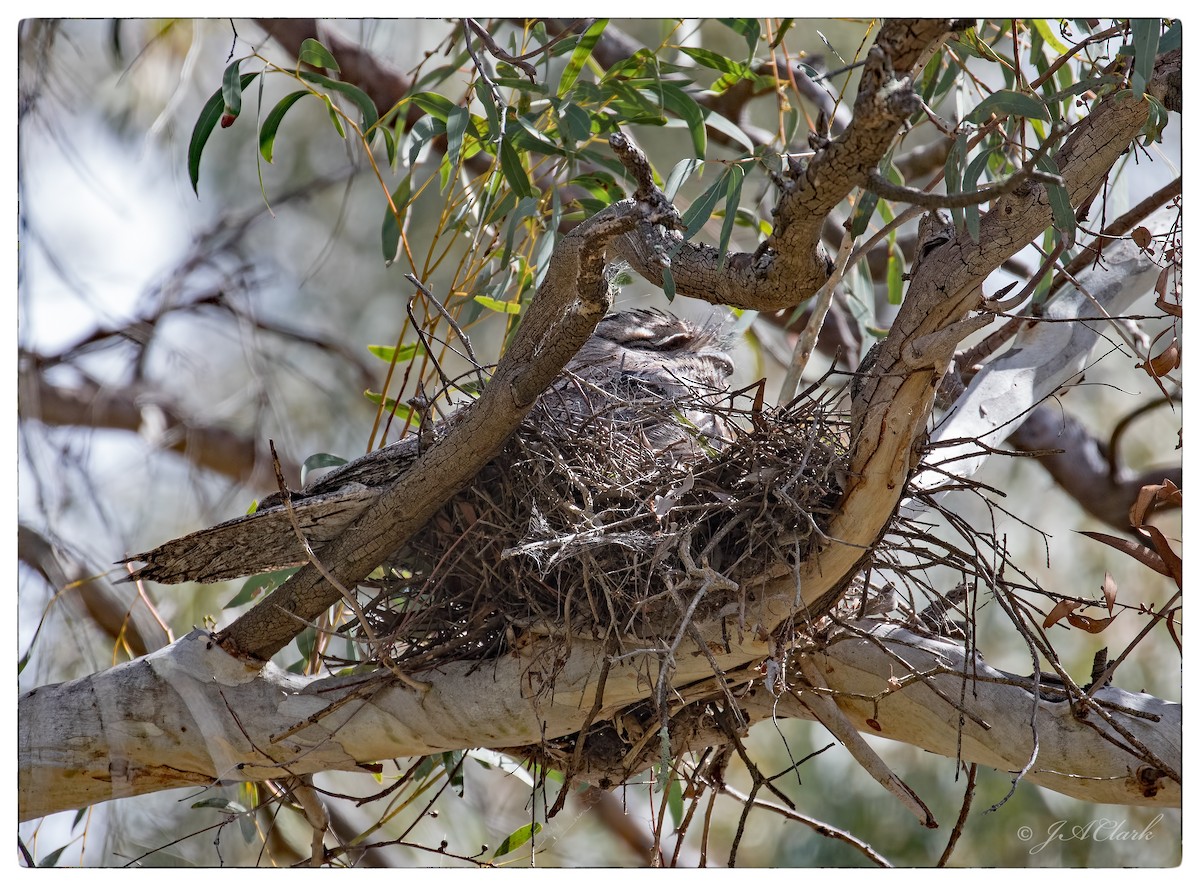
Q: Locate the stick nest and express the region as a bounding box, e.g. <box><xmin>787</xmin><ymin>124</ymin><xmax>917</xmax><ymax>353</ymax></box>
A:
<box><xmin>340</xmin><ymin>387</ymin><xmax>848</xmax><ymax>674</ymax></box>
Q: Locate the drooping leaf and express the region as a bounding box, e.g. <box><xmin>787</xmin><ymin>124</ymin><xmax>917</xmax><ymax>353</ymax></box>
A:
<box><xmin>501</xmin><ymin>196</ymin><xmax>541</xmax><ymax>265</ymax></box>
<box><xmin>663</xmin><ymin>158</ymin><xmax>702</xmax><ymax>202</ymax></box>
<box><xmin>1036</xmin><ymin>153</ymin><xmax>1075</xmax><ymax>246</ymax></box>
<box><xmin>886</xmin><ymin>244</ymin><xmax>906</xmax><ymax>304</ymax></box>
<box><xmin>381</xmin><ymin>174</ymin><xmax>413</xmax><ymax>264</ymax></box>
<box><xmin>221</xmin><ymin>58</ymin><xmax>244</xmax><ymax>119</ymax></box>
<box><xmin>321</xmin><ymin>94</ymin><xmax>345</xmax><ymax>138</ymax></box>
<box><xmin>850</xmin><ymin>189</ymin><xmax>880</xmax><ymax>238</ymax></box>
<box><xmin>499</xmin><ymin>139</ymin><xmax>533</xmax><ymax>198</ymax></box>
<box><xmin>557</xmin><ymin>100</ymin><xmax>593</xmax><ymax>146</ymax></box>
<box><xmin>445</xmin><ymin>105</ymin><xmax>470</xmax><ymax>172</ymax></box>
<box><xmin>657</xmin><ymin>82</ymin><xmax>706</xmax><ymax>158</ymax></box>
<box><xmin>1129</xmin><ymin>18</ymin><xmax>1161</xmax><ymax>95</ymax></box>
<box><xmin>717</xmin><ymin>164</ymin><xmax>745</xmax><ymax>264</ymax></box>
<box><xmin>188</xmin><ymin>71</ymin><xmax>259</xmax><ymax>194</ymax></box>
<box><xmin>680</xmin><ymin>167</ymin><xmax>730</xmax><ymax>239</ymax></box>
<box><xmin>259</xmin><ymin>90</ymin><xmax>309</xmax><ymax>163</ymax></box>
<box><xmin>407</xmin><ymin>115</ymin><xmax>445</xmax><ymax>166</ymax></box>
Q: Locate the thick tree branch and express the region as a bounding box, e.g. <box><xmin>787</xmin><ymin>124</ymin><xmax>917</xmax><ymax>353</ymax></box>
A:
<box><xmin>1007</xmin><ymin>405</ymin><xmax>1182</xmax><ymax>530</ymax></box>
<box><xmin>615</xmin><ymin>19</ymin><xmax>955</xmax><ymax>311</ymax></box>
<box><xmin>20</xmin><ymin>372</ymin><xmax>293</xmax><ymax>489</ymax></box>
<box><xmin>18</xmin><ymin>619</ymin><xmax>1178</xmax><ymax>821</ymax></box>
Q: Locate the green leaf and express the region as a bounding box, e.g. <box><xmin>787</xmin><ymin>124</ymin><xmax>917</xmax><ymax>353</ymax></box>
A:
<box><xmin>499</xmin><ymin>139</ymin><xmax>533</xmax><ymax>198</ymax></box>
<box><xmin>476</xmin><ymin>82</ymin><xmax>504</xmax><ymax>141</ymax></box>
<box><xmin>321</xmin><ymin>94</ymin><xmax>345</xmax><ymax>138</ymax></box>
<box><xmin>663</xmin><ymin>158</ymin><xmax>702</xmax><ymax>202</ymax></box>
<box><xmin>474</xmin><ymin>295</ymin><xmax>522</xmax><ymax>314</ymax></box>
<box><xmin>1030</xmin><ymin>20</ymin><xmax>1069</xmax><ymax>55</ymax></box>
<box><xmin>446</xmin><ymin>105</ymin><xmax>470</xmax><ymax>171</ymax></box>
<box><xmin>367</xmin><ymin>341</ymin><xmax>424</xmax><ymax>363</ymax></box>
<box><xmin>667</xmin><ymin>774</ymin><xmax>684</xmax><ymax>828</ymax></box>
<box><xmin>1158</xmin><ymin>20</ymin><xmax>1182</xmax><ymax>53</ymax></box>
<box><xmin>717</xmin><ymin>163</ymin><xmax>744</xmax><ymax>264</ymax></box>
<box><xmin>502</xmin><ymin>195</ymin><xmax>541</xmax><ymax>265</ymax></box>
<box><xmin>701</xmin><ymin>108</ymin><xmax>755</xmax><ymax>152</ymax></box>
<box><xmin>944</xmin><ymin>132</ymin><xmax>967</xmax><ymax>232</ymax></box>
<box><xmin>300</xmin><ymin>71</ymin><xmax>379</xmax><ymax>141</ymax></box>
<box><xmin>38</xmin><ymin>846</ymin><xmax>68</xmax><ymax>867</ymax></box>
<box><xmin>657</xmin><ymin>82</ymin><xmax>706</xmax><ymax>159</ymax></box>
<box><xmin>491</xmin><ymin>822</ymin><xmax>543</xmax><ymax>859</ymax></box>
<box><xmin>407</xmin><ymin>115</ymin><xmax>445</xmax><ymax>166</ymax></box>
<box><xmin>679</xmin><ymin>46</ymin><xmax>751</xmax><ymax>78</ymax></box>
<box><xmin>662</xmin><ymin>264</ymin><xmax>676</xmax><ymax>301</ymax></box>
<box><xmin>558</xmin><ymin>19</ymin><xmax>608</xmax><ymax>96</ymax></box>
<box><xmin>557</xmin><ymin>100</ymin><xmax>593</xmax><ymax>146</ymax></box>
<box><xmin>1037</xmin><ymin>154</ymin><xmax>1075</xmax><ymax>247</ymax></box>
<box><xmin>571</xmin><ymin>170</ymin><xmax>624</xmax><ymax>205</ymax></box>
<box><xmin>301</xmin><ymin>452</ymin><xmax>348</xmax><ymax>485</ymax></box>
<box><xmin>410</xmin><ymin>90</ymin><xmax>458</xmax><ymax>122</ymax></box>
<box><xmin>192</xmin><ymin>797</ymin><xmax>248</xmax><ymax>813</ymax></box>
<box><xmin>259</xmin><ymin>90</ymin><xmax>309</xmax><ymax>163</ymax></box>
<box><xmin>225</xmin><ymin>568</ymin><xmax>299</xmax><ymax>609</ymax></box>
<box><xmin>363</xmin><ymin>390</ymin><xmax>418</xmax><ymax>422</ymax></box>
<box><xmin>188</xmin><ymin>71</ymin><xmax>259</xmax><ymax>194</ymax></box>
<box><xmin>850</xmin><ymin>189</ymin><xmax>880</xmax><ymax>238</ymax></box>
<box><xmin>381</xmin><ymin>174</ymin><xmax>413</xmax><ymax>264</ymax></box>
<box><xmin>221</xmin><ymin>58</ymin><xmax>243</xmax><ymax>118</ymax></box>
<box><xmin>681</xmin><ymin>167</ymin><xmax>730</xmax><ymax>239</ymax></box>
<box><xmin>510</xmin><ymin>114</ymin><xmax>566</xmax><ymax>156</ymax></box>
<box><xmin>1129</xmin><ymin>19</ymin><xmax>1161</xmax><ymax>96</ymax></box>
<box><xmin>298</xmin><ymin>37</ymin><xmax>339</xmax><ymax>72</ymax></box>
<box><xmin>966</xmin><ymin>89</ymin><xmax>1050</xmax><ymax>124</ymax></box>
<box><xmin>719</xmin><ymin>18</ymin><xmax>761</xmax><ymax>62</ymax></box>
<box><xmin>886</xmin><ymin>244</ymin><xmax>906</xmax><ymax>304</ymax></box>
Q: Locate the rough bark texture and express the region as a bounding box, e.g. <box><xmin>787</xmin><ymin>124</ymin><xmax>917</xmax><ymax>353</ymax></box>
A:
<box><xmin>616</xmin><ymin>20</ymin><xmax>955</xmax><ymax>311</ymax></box>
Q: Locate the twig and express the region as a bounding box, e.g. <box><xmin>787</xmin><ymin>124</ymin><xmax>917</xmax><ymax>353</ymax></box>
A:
<box><xmin>714</xmin><ymin>782</ymin><xmax>893</xmax><ymax>867</ymax></box>
<box><xmin>865</xmin><ymin>123</ymin><xmax>1067</xmax><ymax>210</ymax></box>
<box><xmin>936</xmin><ymin>763</ymin><xmax>977</xmax><ymax>866</ymax></box>
<box><xmin>779</xmin><ymin>221</ymin><xmax>854</xmax><ymax>402</ymax></box>
<box><xmin>794</xmin><ymin>655</ymin><xmax>937</xmax><ymax>827</ymax></box>
<box><xmin>464</xmin><ymin>19</ymin><xmax>537</xmax><ymax>81</ymax></box>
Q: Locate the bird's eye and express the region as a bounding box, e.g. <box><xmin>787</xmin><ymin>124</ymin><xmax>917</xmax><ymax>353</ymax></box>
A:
<box><xmin>636</xmin><ymin>332</ymin><xmax>692</xmax><ymax>352</ymax></box>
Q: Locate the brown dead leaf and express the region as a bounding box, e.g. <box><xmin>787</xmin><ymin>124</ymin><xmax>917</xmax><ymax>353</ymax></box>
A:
<box><xmin>1142</xmin><ymin>525</ymin><xmax>1183</xmax><ymax>589</ymax></box>
<box><xmin>1131</xmin><ymin>226</ymin><xmax>1153</xmax><ymax>250</ymax></box>
<box><xmin>1078</xmin><ymin>530</ymin><xmax>1172</xmax><ymax>577</ymax></box>
<box><xmin>1102</xmin><ymin>572</ymin><xmax>1117</xmax><ymax>615</ymax></box>
<box><xmin>1066</xmin><ymin>612</ymin><xmax>1118</xmax><ymax>634</ymax></box>
<box><xmin>1043</xmin><ymin>598</ymin><xmax>1078</xmax><ymax>629</ymax></box>
<box><xmin>1129</xmin><ymin>479</ymin><xmax>1183</xmax><ymax>527</ymax></box>
<box><xmin>1145</xmin><ymin>342</ymin><xmax>1180</xmax><ymax>377</ymax></box>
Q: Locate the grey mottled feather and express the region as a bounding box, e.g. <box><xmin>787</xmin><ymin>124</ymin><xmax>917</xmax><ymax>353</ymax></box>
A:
<box><xmin>123</xmin><ymin>310</ymin><xmax>732</xmax><ymax>585</ymax></box>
